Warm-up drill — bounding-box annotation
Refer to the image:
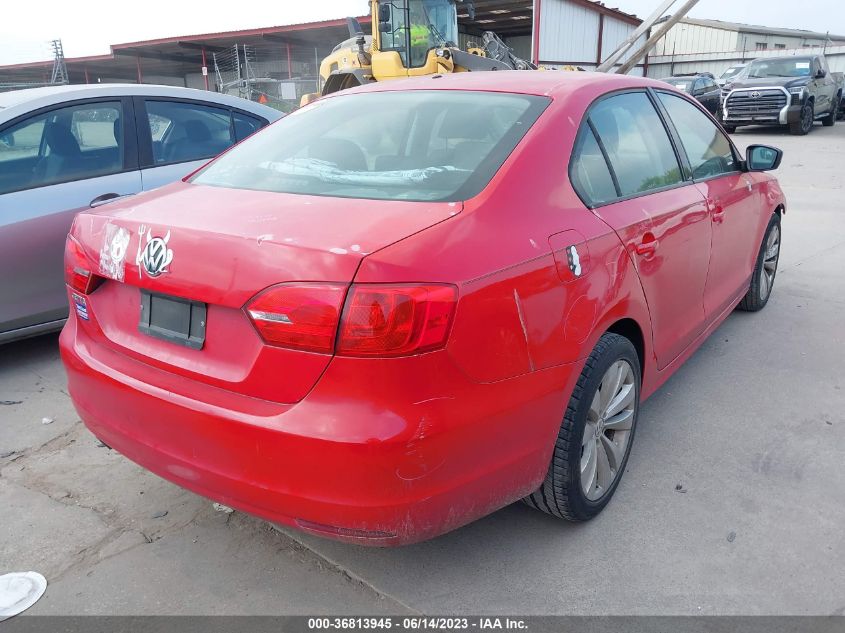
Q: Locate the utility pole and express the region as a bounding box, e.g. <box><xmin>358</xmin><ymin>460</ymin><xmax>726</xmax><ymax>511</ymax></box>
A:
<box><xmin>49</xmin><ymin>39</ymin><xmax>69</xmax><ymax>85</ymax></box>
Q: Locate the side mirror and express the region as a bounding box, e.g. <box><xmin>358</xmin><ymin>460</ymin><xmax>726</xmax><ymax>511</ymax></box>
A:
<box><xmin>746</xmin><ymin>145</ymin><xmax>783</xmax><ymax>172</ymax></box>
<box><xmin>816</xmin><ymin>68</ymin><xmax>826</xmax><ymax>79</ymax></box>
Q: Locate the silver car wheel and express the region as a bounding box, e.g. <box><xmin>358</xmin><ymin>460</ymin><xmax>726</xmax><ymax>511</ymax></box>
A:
<box><xmin>760</xmin><ymin>224</ymin><xmax>780</xmax><ymax>302</ymax></box>
<box><xmin>580</xmin><ymin>360</ymin><xmax>636</xmax><ymax>501</ymax></box>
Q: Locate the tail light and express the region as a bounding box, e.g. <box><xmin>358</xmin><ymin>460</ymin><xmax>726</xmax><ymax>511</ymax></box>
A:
<box><xmin>337</xmin><ymin>284</ymin><xmax>457</xmax><ymax>357</ymax></box>
<box><xmin>64</xmin><ymin>236</ymin><xmax>103</xmax><ymax>295</ymax></box>
<box><xmin>245</xmin><ymin>283</ymin><xmax>458</xmax><ymax>357</ymax></box>
<box><xmin>246</xmin><ymin>283</ymin><xmax>347</xmax><ymax>354</ymax></box>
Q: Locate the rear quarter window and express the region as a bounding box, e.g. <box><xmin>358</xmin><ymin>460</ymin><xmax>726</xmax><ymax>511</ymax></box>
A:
<box><xmin>587</xmin><ymin>92</ymin><xmax>683</xmax><ymax>198</ymax></box>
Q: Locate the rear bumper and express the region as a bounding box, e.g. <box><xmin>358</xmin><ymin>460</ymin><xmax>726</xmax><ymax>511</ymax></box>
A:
<box><xmin>60</xmin><ymin>315</ymin><xmax>577</xmax><ymax>545</ymax></box>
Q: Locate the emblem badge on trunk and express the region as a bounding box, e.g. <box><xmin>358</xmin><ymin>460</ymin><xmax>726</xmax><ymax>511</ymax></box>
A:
<box><xmin>138</xmin><ymin>229</ymin><xmax>173</xmax><ymax>278</ymax></box>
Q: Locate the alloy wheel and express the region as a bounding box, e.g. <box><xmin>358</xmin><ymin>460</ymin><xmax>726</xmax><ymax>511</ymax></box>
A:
<box><xmin>802</xmin><ymin>105</ymin><xmax>813</xmax><ymax>133</ymax></box>
<box><xmin>581</xmin><ymin>360</ymin><xmax>636</xmax><ymax>501</ymax></box>
<box><xmin>760</xmin><ymin>224</ymin><xmax>780</xmax><ymax>302</ymax></box>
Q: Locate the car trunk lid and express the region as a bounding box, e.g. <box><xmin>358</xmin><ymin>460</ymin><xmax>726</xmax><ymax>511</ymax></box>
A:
<box><xmin>70</xmin><ymin>181</ymin><xmax>461</xmax><ymax>403</ymax></box>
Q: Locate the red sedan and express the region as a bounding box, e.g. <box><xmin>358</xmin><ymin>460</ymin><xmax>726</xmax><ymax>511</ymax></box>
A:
<box><xmin>60</xmin><ymin>72</ymin><xmax>786</xmax><ymax>545</ymax></box>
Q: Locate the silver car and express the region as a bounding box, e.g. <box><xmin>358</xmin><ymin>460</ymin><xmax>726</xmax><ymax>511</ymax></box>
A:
<box><xmin>0</xmin><ymin>84</ymin><xmax>281</xmax><ymax>343</ymax></box>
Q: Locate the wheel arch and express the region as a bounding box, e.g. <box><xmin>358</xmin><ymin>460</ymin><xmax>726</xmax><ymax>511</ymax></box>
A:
<box><xmin>322</xmin><ymin>70</ymin><xmax>370</xmax><ymax>96</ymax></box>
<box><xmin>605</xmin><ymin>318</ymin><xmax>646</xmax><ymax>383</ymax></box>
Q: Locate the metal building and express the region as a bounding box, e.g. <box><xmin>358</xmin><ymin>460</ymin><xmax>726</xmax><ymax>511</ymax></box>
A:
<box><xmin>0</xmin><ymin>0</ymin><xmax>648</xmax><ymax>102</ymax></box>
<box><xmin>652</xmin><ymin>18</ymin><xmax>845</xmax><ymax>57</ymax></box>
<box><xmin>533</xmin><ymin>0</ymin><xmax>645</xmax><ymax>73</ymax></box>
<box><xmin>646</xmin><ymin>18</ymin><xmax>845</xmax><ymax>79</ymax></box>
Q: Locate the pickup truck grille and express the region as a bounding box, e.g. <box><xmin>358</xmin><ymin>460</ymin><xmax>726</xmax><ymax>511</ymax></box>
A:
<box><xmin>725</xmin><ymin>89</ymin><xmax>787</xmax><ymax>117</ymax></box>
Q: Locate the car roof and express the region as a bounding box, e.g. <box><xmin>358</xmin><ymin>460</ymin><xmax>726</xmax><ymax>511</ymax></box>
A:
<box><xmin>339</xmin><ymin>70</ymin><xmax>669</xmax><ymax>100</ymax></box>
<box><xmin>0</xmin><ymin>84</ymin><xmax>282</xmax><ymax>123</ymax></box>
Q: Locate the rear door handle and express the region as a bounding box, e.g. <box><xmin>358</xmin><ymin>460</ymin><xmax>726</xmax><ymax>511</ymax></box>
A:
<box><xmin>712</xmin><ymin>206</ymin><xmax>726</xmax><ymax>223</ymax></box>
<box><xmin>635</xmin><ymin>234</ymin><xmax>659</xmax><ymax>257</ymax></box>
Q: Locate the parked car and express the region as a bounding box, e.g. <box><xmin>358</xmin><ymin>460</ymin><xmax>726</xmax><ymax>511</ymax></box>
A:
<box><xmin>0</xmin><ymin>84</ymin><xmax>281</xmax><ymax>344</ymax></box>
<box><xmin>722</xmin><ymin>54</ymin><xmax>843</xmax><ymax>134</ymax></box>
<box><xmin>717</xmin><ymin>63</ymin><xmax>747</xmax><ymax>87</ymax></box>
<box><xmin>660</xmin><ymin>74</ymin><xmax>721</xmax><ymax>115</ymax></box>
<box><xmin>60</xmin><ymin>72</ymin><xmax>786</xmax><ymax>545</ymax></box>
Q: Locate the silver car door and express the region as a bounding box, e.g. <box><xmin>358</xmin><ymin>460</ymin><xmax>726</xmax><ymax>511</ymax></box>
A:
<box><xmin>0</xmin><ymin>98</ymin><xmax>141</xmax><ymax>336</ymax></box>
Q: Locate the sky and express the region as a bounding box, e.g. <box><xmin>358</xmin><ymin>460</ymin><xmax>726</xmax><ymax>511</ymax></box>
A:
<box><xmin>2</xmin><ymin>0</ymin><xmax>844</xmax><ymax>65</ymax></box>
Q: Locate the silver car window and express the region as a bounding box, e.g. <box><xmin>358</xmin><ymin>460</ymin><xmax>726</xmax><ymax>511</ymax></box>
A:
<box><xmin>0</xmin><ymin>101</ymin><xmax>124</xmax><ymax>195</ymax></box>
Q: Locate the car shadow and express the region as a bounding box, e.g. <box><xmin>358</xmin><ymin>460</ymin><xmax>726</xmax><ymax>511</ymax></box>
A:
<box><xmin>0</xmin><ymin>332</ymin><xmax>61</xmax><ymax>374</ymax></box>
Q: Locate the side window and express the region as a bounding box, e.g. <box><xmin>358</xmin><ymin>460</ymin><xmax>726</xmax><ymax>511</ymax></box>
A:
<box><xmin>0</xmin><ymin>118</ymin><xmax>45</xmax><ymax>163</ymax></box>
<box><xmin>379</xmin><ymin>1</ymin><xmax>410</xmax><ymax>65</ymax></box>
<box><xmin>692</xmin><ymin>79</ymin><xmax>703</xmax><ymax>94</ymax></box>
<box><xmin>657</xmin><ymin>92</ymin><xmax>738</xmax><ymax>179</ymax></box>
<box><xmin>703</xmin><ymin>78</ymin><xmax>717</xmax><ymax>92</ymax></box>
<box><xmin>144</xmin><ymin>100</ymin><xmax>235</xmax><ymax>166</ymax></box>
<box><xmin>588</xmin><ymin>92</ymin><xmax>683</xmax><ymax>197</ymax></box>
<box><xmin>570</xmin><ymin>125</ymin><xmax>617</xmax><ymax>207</ymax></box>
<box><xmin>408</xmin><ymin>1</ymin><xmax>434</xmax><ymax>67</ymax></box>
<box><xmin>233</xmin><ymin>112</ymin><xmax>264</xmax><ymax>142</ymax></box>
<box><xmin>0</xmin><ymin>101</ymin><xmax>123</xmax><ymax>195</ymax></box>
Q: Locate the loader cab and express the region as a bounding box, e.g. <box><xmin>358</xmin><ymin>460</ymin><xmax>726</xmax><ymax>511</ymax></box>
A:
<box><xmin>376</xmin><ymin>0</ymin><xmax>461</xmax><ymax>69</ymax></box>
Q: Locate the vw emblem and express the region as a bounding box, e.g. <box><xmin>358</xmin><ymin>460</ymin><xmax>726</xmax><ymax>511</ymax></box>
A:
<box><xmin>750</xmin><ymin>91</ymin><xmax>761</xmax><ymax>99</ymax></box>
<box><xmin>138</xmin><ymin>230</ymin><xmax>173</xmax><ymax>278</ymax></box>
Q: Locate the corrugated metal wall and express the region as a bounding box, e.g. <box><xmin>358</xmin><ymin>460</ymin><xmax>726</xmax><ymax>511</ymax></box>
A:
<box><xmin>601</xmin><ymin>16</ymin><xmax>647</xmax><ymax>64</ymax></box>
<box><xmin>537</xmin><ymin>0</ymin><xmax>645</xmax><ymax>71</ymax></box>
<box><xmin>734</xmin><ymin>32</ymin><xmax>834</xmax><ymax>53</ymax></box>
<box><xmin>653</xmin><ymin>22</ymin><xmax>843</xmax><ymax>57</ymax></box>
<box><xmin>538</xmin><ymin>0</ymin><xmax>601</xmax><ymax>64</ymax></box>
<box><xmin>506</xmin><ymin>36</ymin><xmax>533</xmax><ymax>62</ymax></box>
<box><xmin>653</xmin><ymin>23</ymin><xmax>737</xmax><ymax>55</ymax></box>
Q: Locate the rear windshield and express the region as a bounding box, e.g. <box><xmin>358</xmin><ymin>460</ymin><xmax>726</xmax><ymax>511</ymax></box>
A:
<box><xmin>191</xmin><ymin>90</ymin><xmax>549</xmax><ymax>202</ymax></box>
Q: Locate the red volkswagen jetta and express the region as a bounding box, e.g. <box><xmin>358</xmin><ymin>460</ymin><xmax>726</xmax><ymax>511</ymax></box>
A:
<box><xmin>61</xmin><ymin>72</ymin><xmax>785</xmax><ymax>545</ymax></box>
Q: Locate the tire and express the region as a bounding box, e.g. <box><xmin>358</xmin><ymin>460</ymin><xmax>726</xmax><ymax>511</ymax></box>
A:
<box><xmin>723</xmin><ymin>125</ymin><xmax>737</xmax><ymax>134</ymax></box>
<box><xmin>790</xmin><ymin>101</ymin><xmax>814</xmax><ymax>135</ymax></box>
<box><xmin>822</xmin><ymin>94</ymin><xmax>840</xmax><ymax>127</ymax></box>
<box><xmin>524</xmin><ymin>333</ymin><xmax>640</xmax><ymax>521</ymax></box>
<box><xmin>738</xmin><ymin>213</ymin><xmax>781</xmax><ymax>312</ymax></box>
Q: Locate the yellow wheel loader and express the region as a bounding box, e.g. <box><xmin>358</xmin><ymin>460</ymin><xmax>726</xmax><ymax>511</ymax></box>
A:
<box><xmin>301</xmin><ymin>0</ymin><xmax>536</xmax><ymax>106</ymax></box>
